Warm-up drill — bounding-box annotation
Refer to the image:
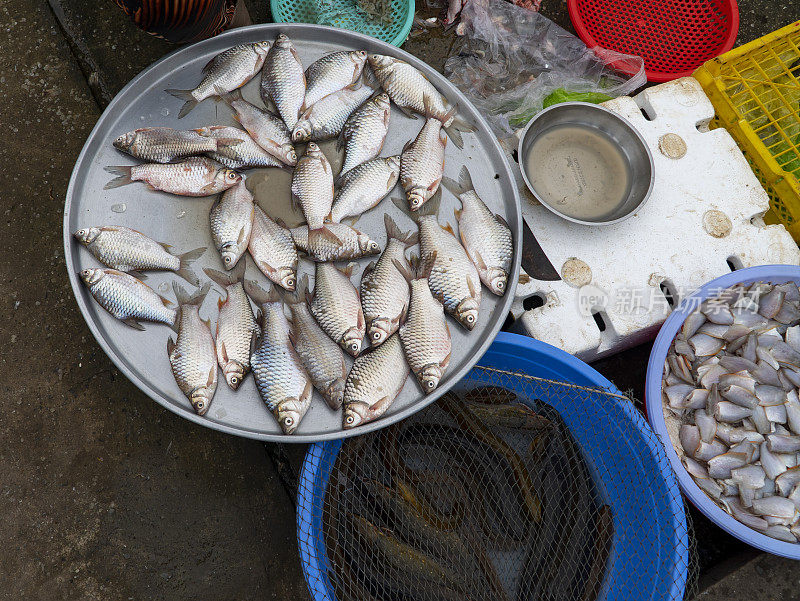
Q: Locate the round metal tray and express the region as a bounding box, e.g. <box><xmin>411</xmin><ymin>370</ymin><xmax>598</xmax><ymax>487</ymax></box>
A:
<box><xmin>63</xmin><ymin>23</ymin><xmax>522</xmax><ymax>442</ymax></box>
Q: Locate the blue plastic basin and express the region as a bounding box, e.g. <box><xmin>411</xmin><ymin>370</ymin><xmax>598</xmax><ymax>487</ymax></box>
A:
<box><xmin>646</xmin><ymin>264</ymin><xmax>800</xmax><ymax>559</ymax></box>
<box><xmin>299</xmin><ymin>332</ymin><xmax>689</xmax><ymax>600</ymax></box>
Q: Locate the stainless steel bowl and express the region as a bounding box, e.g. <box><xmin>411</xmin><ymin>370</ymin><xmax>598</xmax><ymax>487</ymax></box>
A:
<box><xmin>517</xmin><ymin>102</ymin><xmax>654</xmax><ymax>226</ymax></box>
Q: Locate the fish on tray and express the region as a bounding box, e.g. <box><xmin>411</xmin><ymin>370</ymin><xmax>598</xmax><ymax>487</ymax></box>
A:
<box><xmin>290</xmin><ymin>222</ymin><xmax>380</xmax><ymax>262</ymax></box>
<box><xmin>112</xmin><ymin>127</ymin><xmax>241</xmax><ymax>164</ymax></box>
<box><xmin>104</xmin><ymin>157</ymin><xmax>241</xmax><ymax>196</ymax></box>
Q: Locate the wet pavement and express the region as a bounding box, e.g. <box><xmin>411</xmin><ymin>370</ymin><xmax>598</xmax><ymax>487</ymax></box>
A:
<box><xmin>1</xmin><ymin>0</ymin><xmax>799</xmax><ymax>598</ymax></box>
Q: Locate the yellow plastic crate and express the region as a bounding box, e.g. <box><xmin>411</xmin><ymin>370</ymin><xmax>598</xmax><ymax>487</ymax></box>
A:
<box><xmin>694</xmin><ymin>21</ymin><xmax>800</xmax><ymax>241</ymax></box>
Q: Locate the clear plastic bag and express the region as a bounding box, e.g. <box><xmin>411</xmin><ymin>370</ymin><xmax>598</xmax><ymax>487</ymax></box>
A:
<box><xmin>444</xmin><ymin>0</ymin><xmax>646</xmax><ymax>142</ymax></box>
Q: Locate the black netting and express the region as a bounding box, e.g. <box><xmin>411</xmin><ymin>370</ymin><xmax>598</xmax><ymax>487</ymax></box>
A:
<box><xmin>298</xmin><ymin>366</ymin><xmax>696</xmax><ymax>601</ymax></box>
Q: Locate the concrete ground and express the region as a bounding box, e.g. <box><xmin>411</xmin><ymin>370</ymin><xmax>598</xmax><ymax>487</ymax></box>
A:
<box><xmin>0</xmin><ymin>0</ymin><xmax>798</xmax><ymax>599</ymax></box>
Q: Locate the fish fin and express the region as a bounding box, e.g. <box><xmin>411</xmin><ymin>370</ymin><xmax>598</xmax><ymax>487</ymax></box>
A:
<box><xmin>495</xmin><ymin>213</ymin><xmax>509</xmax><ymax>228</ymax></box>
<box><xmin>158</xmin><ymin>242</ymin><xmax>174</xmax><ymax>250</ymax></box>
<box><xmin>236</xmin><ymin>225</ymin><xmax>249</xmax><ymax>250</ymax></box>
<box><xmin>472</xmin><ymin>250</ymin><xmax>488</xmax><ymax>272</ymax></box>
<box><xmin>442</xmin><ymin>222</ymin><xmax>456</xmax><ymax>236</ymax></box>
<box><xmin>284</xmin><ymin>273</ymin><xmax>308</xmax><ymax>306</ymax></box>
<box><xmin>467</xmin><ymin>275</ymin><xmax>478</xmax><ymax>298</ymax></box>
<box><xmin>422</xmin><ymin>93</ymin><xmax>434</xmax><ymax>119</ymax></box>
<box><xmin>249</xmin><ymin>328</ymin><xmax>262</xmax><ymax>355</ymax></box>
<box><xmin>444</xmin><ymin>115</ymin><xmax>475</xmax><ymax>151</ymax></box>
<box><xmin>401</xmin><ymin>138</ymin><xmax>414</xmax><ymax>154</ymax></box>
<box><xmin>458</xmin><ymin>165</ymin><xmax>475</xmax><ymax>192</ymax></box>
<box><xmin>215</xmin><ymin>86</ymin><xmax>243</xmax><ymax>104</ymax></box>
<box><xmin>342</xmin><ymin>215</ymin><xmax>360</xmax><ymax>228</ymax></box>
<box><xmin>416</xmin><ymin>188</ymin><xmax>442</xmax><ymax>218</ymax></box>
<box><xmin>309</xmin><ymin>226</ymin><xmax>342</xmax><ymax>248</ymax></box>
<box><xmin>103</xmin><ymin>166</ymin><xmax>133</xmax><ymax>189</ymax></box>
<box><xmin>356</xmin><ymin>307</ymin><xmax>365</xmax><ymax>330</ymax></box>
<box><xmin>159</xmin><ymin>293</ymin><xmax>175</xmax><ymax>308</ymax></box>
<box><xmin>444</xmin><ymin>320</ymin><xmax>451</xmax><ymax>339</ymax></box>
<box><xmin>339</xmin><ymin>262</ymin><xmax>356</xmax><ymax>278</ymax></box>
<box><xmin>518</xmin><ymin>273</ymin><xmax>531</xmax><ymax>285</ymax></box>
<box><xmin>384</xmin><ymin>213</ymin><xmax>413</xmax><ymax>245</ymax></box>
<box><xmin>368</xmin><ymin>395</ymin><xmax>393</xmax><ymax>419</ymax></box>
<box><xmin>416</xmin><ymin>251</ymin><xmax>437</xmax><ymax>280</ymax></box>
<box><xmin>199</xmin><ymin>181</ymin><xmax>220</xmax><ymax>196</ymax></box>
<box><xmin>127</xmin><ymin>270</ymin><xmax>147</xmax><ymax>281</ymax></box>
<box><xmin>399</xmin><ymin>302</ymin><xmax>408</xmax><ymax>325</ymax></box>
<box><xmin>362</xmin><ymin>260</ymin><xmax>376</xmax><ymax>279</ymax></box>
<box><xmin>275</xmin><ymin>217</ymin><xmax>289</xmax><ymax>229</ymax></box>
<box><xmin>441</xmin><ymin>174</ymin><xmax>465</xmax><ymax>198</ymax></box>
<box><xmin>231</xmin><ymin>254</ymin><xmax>247</xmax><ymax>282</ymax></box>
<box><xmin>214</xmin><ymin>137</ymin><xmax>244</xmax><ymax>150</ymax></box>
<box><xmin>167</xmin><ymin>337</ymin><xmax>176</xmax><ymax>355</ymax></box>
<box><xmin>441</xmin><ymin>348</ymin><xmax>451</xmax><ymax>369</ymax></box>
<box><xmin>391</xmin><ymin>196</ymin><xmax>417</xmax><ymax>222</ymax></box>
<box><xmin>243</xmin><ymin>279</ymin><xmax>281</xmax><ymax>305</ymax></box>
<box><xmin>396</xmin><ymin>104</ymin><xmax>418</xmax><ymax>119</ymax></box>
<box><xmin>192</xmin><ymin>282</ymin><xmax>213</xmax><ymax>306</ymax></box>
<box><xmin>204</xmin><ymin>267</ymin><xmax>235</xmax><ymax>289</ymax></box>
<box><xmin>454</xmin><ymin>207</ymin><xmax>462</xmax><ymax>221</ymax></box>
<box><xmin>206</xmin><ymin>365</ymin><xmax>216</xmax><ymax>388</ymax></box>
<box><xmin>176</xmin><ymin>247</ymin><xmax>206</xmax><ymax>287</ymax></box>
<box><xmin>165</xmin><ymin>89</ymin><xmax>199</xmax><ymax>119</ymax></box>
<box><xmin>391</xmin><ymin>258</ymin><xmax>413</xmax><ymax>284</ymax></box>
<box><xmin>123</xmin><ymin>317</ymin><xmax>145</xmax><ymax>331</ymax></box>
<box><xmin>202</xmin><ymin>317</ymin><xmax>212</xmax><ymax>330</ymax></box>
<box><xmin>217</xmin><ymin>293</ymin><xmax>226</xmax><ymax>311</ymax></box>
<box><xmin>427</xmin><ymin>178</ymin><xmax>441</xmax><ymax>192</ymax></box>
<box><xmin>218</xmin><ymin>340</ymin><xmax>229</xmax><ymax>364</ymax></box>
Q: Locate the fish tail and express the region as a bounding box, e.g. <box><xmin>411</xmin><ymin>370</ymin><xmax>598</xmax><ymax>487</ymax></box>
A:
<box><xmin>103</xmin><ymin>166</ymin><xmax>133</xmax><ymax>189</ymax></box>
<box><xmin>383</xmin><ymin>213</ymin><xmax>417</xmax><ymax>247</ymax></box>
<box><xmin>444</xmin><ymin>114</ymin><xmax>475</xmax><ymax>151</ymax></box>
<box><xmin>175</xmin><ymin>247</ymin><xmax>206</xmax><ymax>287</ymax></box>
<box><xmin>442</xmin><ymin>165</ymin><xmax>475</xmax><ymax>198</ymax></box>
<box><xmin>173</xmin><ymin>281</ymin><xmax>211</xmax><ymax>306</ymax></box>
<box><xmin>166</xmin><ymin>88</ymin><xmax>199</xmax><ymax>119</ymax></box>
<box><xmin>243</xmin><ymin>279</ymin><xmax>282</xmax><ymax>305</ymax></box>
<box><xmin>215</xmin><ymin>86</ymin><xmax>242</xmax><ymax>106</ymax></box>
<box><xmin>391</xmin><ymin>257</ymin><xmax>414</xmax><ymax>284</ymax></box>
<box><xmin>417</xmin><ymin>188</ymin><xmax>442</xmax><ymax>218</ymax></box>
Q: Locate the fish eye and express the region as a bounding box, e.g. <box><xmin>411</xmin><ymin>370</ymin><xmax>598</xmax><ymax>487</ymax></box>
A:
<box><xmin>196</xmin><ymin>400</ymin><xmax>205</xmax><ymax>410</ymax></box>
<box><xmin>231</xmin><ymin>377</ymin><xmax>239</xmax><ymax>385</ymax></box>
<box><xmin>427</xmin><ymin>381</ymin><xmax>435</xmax><ymax>388</ymax></box>
<box><xmin>370</xmin><ymin>242</ymin><xmax>379</xmax><ymax>250</ymax></box>
<box><xmin>467</xmin><ymin>315</ymin><xmax>475</xmax><ymax>323</ymax></box>
<box><xmin>372</xmin><ymin>331</ymin><xmax>381</xmax><ymax>340</ymax></box>
<box><xmin>81</xmin><ymin>269</ymin><xmax>90</xmax><ymax>276</ymax></box>
<box><xmin>350</xmin><ymin>343</ymin><xmax>359</xmax><ymax>352</ymax></box>
<box><xmin>286</xmin><ymin>277</ymin><xmax>295</xmax><ymax>287</ymax></box>
<box><xmin>283</xmin><ymin>416</ymin><xmax>294</xmax><ymax>427</ymax></box>
<box><xmin>497</xmin><ymin>281</ymin><xmax>505</xmax><ymax>289</ymax></box>
<box><xmin>345</xmin><ymin>415</ymin><xmax>355</xmax><ymax>425</ymax></box>
<box><xmin>224</xmin><ymin>256</ymin><xmax>232</xmax><ymax>264</ymax></box>
<box><xmin>228</xmin><ymin>172</ymin><xmax>238</xmax><ymax>181</ymax></box>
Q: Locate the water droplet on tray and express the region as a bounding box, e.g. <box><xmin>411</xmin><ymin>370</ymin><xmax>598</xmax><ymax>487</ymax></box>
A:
<box><xmin>176</xmin><ymin>210</ymin><xmax>186</xmax><ymax>219</ymax></box>
<box><xmin>111</xmin><ymin>203</ymin><xmax>127</xmax><ymax>213</ymax></box>
<box><xmin>160</xmin><ymin>108</ymin><xmax>170</xmax><ymax>117</ymax></box>
<box><xmin>158</xmin><ymin>282</ymin><xmax>169</xmax><ymax>293</ymax></box>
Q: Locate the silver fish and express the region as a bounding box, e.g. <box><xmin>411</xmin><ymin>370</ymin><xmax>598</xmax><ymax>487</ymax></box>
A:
<box><xmin>291</xmin><ymin>142</ymin><xmax>334</xmax><ymax>230</ymax></box>
<box><xmin>285</xmin><ymin>275</ymin><xmax>348</xmax><ymax>410</ymax></box>
<box><xmin>167</xmin><ymin>41</ymin><xmax>272</xmax><ymax>118</ymax></box>
<box><xmin>196</xmin><ymin>125</ymin><xmax>284</xmax><ymax>170</ymax></box>
<box><xmin>290</xmin><ymin>222</ymin><xmax>380</xmax><ymax>262</ymax></box>
<box><xmin>400</xmin><ymin>118</ymin><xmax>447</xmax><ymax>211</ymax></box>
<box><xmin>395</xmin><ymin>252</ymin><xmax>451</xmax><ymax>393</ymax></box>
<box><xmin>204</xmin><ymin>262</ymin><xmax>260</xmax><ymax>391</ymax></box>
<box><xmin>310</xmin><ymin>262</ymin><xmax>365</xmax><ymax>357</ymax></box>
<box><xmin>367</xmin><ymin>54</ymin><xmax>452</xmax><ymax>125</ymax></box>
<box><xmin>304</xmin><ymin>50</ymin><xmax>368</xmax><ymax>108</ymax></box>
<box><xmin>247</xmin><ymin>205</ymin><xmax>298</xmax><ymax>291</ymax></box>
<box><xmin>246</xmin><ymin>281</ymin><xmax>313</xmax><ymax>434</ymax></box>
<box><xmin>104</xmin><ymin>158</ymin><xmax>241</xmax><ymax>196</ymax></box>
<box><xmin>167</xmin><ymin>283</ymin><xmax>217</xmax><ymax>415</ymax></box>
<box><xmin>330</xmin><ymin>156</ymin><xmax>400</xmax><ymax>222</ymax></box>
<box><xmin>291</xmin><ymin>74</ymin><xmax>377</xmax><ymax>143</ymax></box>
<box><xmin>218</xmin><ymin>89</ymin><xmax>297</xmax><ymax>166</ymax></box>
<box><xmin>74</xmin><ymin>226</ymin><xmax>205</xmax><ymax>286</ymax></box>
<box><xmin>393</xmin><ymin>194</ymin><xmax>481</xmax><ymax>330</ymax></box>
<box><xmin>360</xmin><ymin>214</ymin><xmax>417</xmax><ymax>346</ymax></box>
<box><xmin>442</xmin><ymin>166</ymin><xmax>513</xmax><ymax>296</ymax></box>
<box><xmin>79</xmin><ymin>268</ymin><xmax>176</xmax><ymax>330</ymax></box>
<box><xmin>343</xmin><ymin>333</ymin><xmax>409</xmax><ymax>429</ymax></box>
<box><xmin>210</xmin><ymin>179</ymin><xmax>255</xmax><ymax>269</ymax></box>
<box><xmin>260</xmin><ymin>34</ymin><xmax>306</xmax><ymax>130</ymax></box>
<box><xmin>338</xmin><ymin>93</ymin><xmax>391</xmax><ymax>176</ymax></box>
<box><xmin>112</xmin><ymin>127</ymin><xmax>240</xmax><ymax>164</ymax></box>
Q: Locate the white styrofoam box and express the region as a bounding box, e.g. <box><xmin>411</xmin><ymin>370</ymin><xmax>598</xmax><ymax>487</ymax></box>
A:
<box><xmin>511</xmin><ymin>77</ymin><xmax>800</xmax><ymax>361</ymax></box>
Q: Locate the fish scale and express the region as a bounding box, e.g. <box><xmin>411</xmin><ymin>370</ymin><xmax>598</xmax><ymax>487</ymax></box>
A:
<box><xmin>291</xmin><ymin>75</ymin><xmax>377</xmax><ymax>143</ymax></box>
<box><xmin>167</xmin><ymin>42</ymin><xmax>271</xmax><ymax>118</ymax></box>
<box><xmin>290</xmin><ymin>222</ymin><xmax>380</xmax><ymax>262</ymax></box>
<box><xmin>367</xmin><ymin>54</ymin><xmax>453</xmax><ymax>127</ymax></box>
<box><xmin>443</xmin><ymin>167</ymin><xmax>514</xmax><ymax>296</ymax></box>
<box><xmin>205</xmin><ymin>264</ymin><xmax>260</xmax><ymax>391</ymax></box>
<box><xmin>343</xmin><ymin>333</ymin><xmax>409</xmax><ymax>429</ymax></box>
<box><xmin>360</xmin><ymin>215</ymin><xmax>415</xmax><ymax>347</ymax></box>
<box><xmin>247</xmin><ymin>282</ymin><xmax>313</xmax><ymax>435</ymax></box>
<box><xmin>197</xmin><ymin>125</ymin><xmax>284</xmax><ymax>170</ymax></box>
<box><xmin>104</xmin><ymin>157</ymin><xmax>241</xmax><ymax>197</ymax></box>
<box><xmin>210</xmin><ymin>180</ymin><xmax>255</xmax><ymax>269</ymax></box>
<box><xmin>168</xmin><ymin>284</ymin><xmax>217</xmax><ymax>416</ymax></box>
<box><xmin>248</xmin><ymin>205</ymin><xmax>298</xmax><ymax>291</ymax></box>
<box><xmin>304</xmin><ymin>50</ymin><xmax>368</xmax><ymax>109</ymax></box>
<box><xmin>330</xmin><ymin>156</ymin><xmax>400</xmax><ymax>222</ymax></box>
<box><xmin>400</xmin><ymin>118</ymin><xmax>447</xmax><ymax>212</ymax></box>
<box><xmin>80</xmin><ymin>268</ymin><xmax>176</xmax><ymax>328</ymax></box>
<box><xmin>261</xmin><ymin>34</ymin><xmax>306</xmax><ymax>130</ymax></box>
<box><xmin>286</xmin><ymin>276</ymin><xmax>348</xmax><ymax>410</ymax></box>
<box><xmin>398</xmin><ymin>256</ymin><xmax>452</xmax><ymax>393</ymax></box>
<box><xmin>291</xmin><ymin>142</ymin><xmax>334</xmax><ymax>230</ymax></box>
<box><xmin>310</xmin><ymin>262</ymin><xmax>365</xmax><ymax>357</ymax></box>
<box><xmin>112</xmin><ymin>127</ymin><xmax>228</xmax><ymax>163</ymax></box>
<box><xmin>339</xmin><ymin>93</ymin><xmax>392</xmax><ymax>176</ymax></box>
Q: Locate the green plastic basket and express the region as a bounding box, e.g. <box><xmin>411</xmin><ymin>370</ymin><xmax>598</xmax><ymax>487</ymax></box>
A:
<box><xmin>270</xmin><ymin>0</ymin><xmax>414</xmax><ymax>47</ymax></box>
